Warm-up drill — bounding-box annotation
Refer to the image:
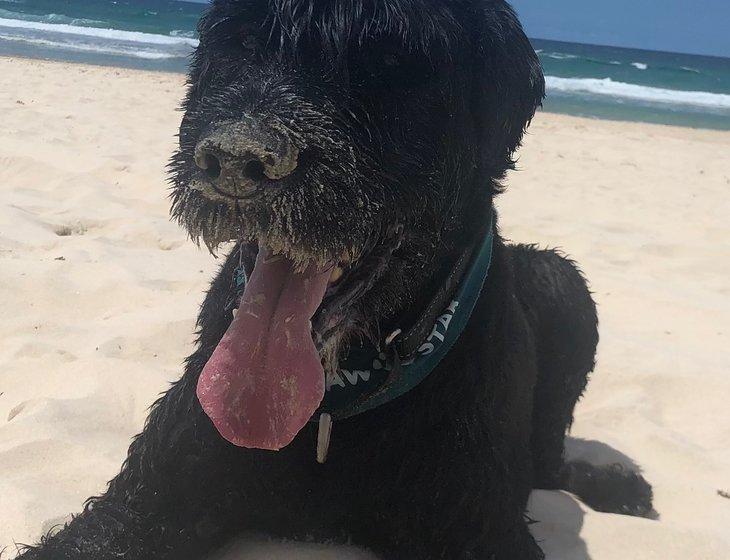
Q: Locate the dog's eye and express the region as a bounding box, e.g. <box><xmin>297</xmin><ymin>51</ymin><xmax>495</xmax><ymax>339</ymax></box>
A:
<box><xmin>385</xmin><ymin>55</ymin><xmax>433</xmax><ymax>89</ymax></box>
<box><xmin>383</xmin><ymin>54</ymin><xmax>400</xmax><ymax>67</ymax></box>
<box><xmin>241</xmin><ymin>32</ymin><xmax>256</xmax><ymax>52</ymax></box>
<box><xmin>350</xmin><ymin>45</ymin><xmax>433</xmax><ymax>91</ymax></box>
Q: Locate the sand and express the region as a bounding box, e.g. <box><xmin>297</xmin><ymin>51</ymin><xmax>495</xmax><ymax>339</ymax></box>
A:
<box><xmin>1</xmin><ymin>56</ymin><xmax>728</xmax><ymax>559</ymax></box>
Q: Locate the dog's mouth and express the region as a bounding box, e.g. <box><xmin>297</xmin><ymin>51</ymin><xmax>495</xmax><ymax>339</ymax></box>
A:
<box><xmin>196</xmin><ymin>238</ymin><xmax>381</xmax><ymax>451</ymax></box>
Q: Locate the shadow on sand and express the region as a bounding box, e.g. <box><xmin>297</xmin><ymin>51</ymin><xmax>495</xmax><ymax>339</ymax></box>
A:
<box><xmin>564</xmin><ymin>437</ymin><xmax>644</xmax><ymax>472</ymax></box>
<box><xmin>528</xmin><ymin>436</ymin><xmax>655</xmax><ymax>560</ymax></box>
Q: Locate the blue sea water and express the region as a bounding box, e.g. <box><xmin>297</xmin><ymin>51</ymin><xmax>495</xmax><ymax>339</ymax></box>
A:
<box><xmin>1</xmin><ymin>0</ymin><xmax>729</xmax><ymax>130</ymax></box>
<box><xmin>534</xmin><ymin>39</ymin><xmax>730</xmax><ymax>130</ymax></box>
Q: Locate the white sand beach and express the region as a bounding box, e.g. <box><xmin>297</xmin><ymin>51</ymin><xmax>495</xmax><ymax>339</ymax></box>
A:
<box><xmin>1</xmin><ymin>56</ymin><xmax>729</xmax><ymax>559</ymax></box>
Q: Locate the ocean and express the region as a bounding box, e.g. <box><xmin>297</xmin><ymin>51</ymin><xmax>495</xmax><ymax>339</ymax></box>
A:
<box><xmin>1</xmin><ymin>0</ymin><xmax>729</xmax><ymax>130</ymax></box>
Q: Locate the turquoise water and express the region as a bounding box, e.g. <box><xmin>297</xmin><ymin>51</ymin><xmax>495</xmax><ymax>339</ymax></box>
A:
<box><xmin>0</xmin><ymin>0</ymin><xmax>200</xmax><ymax>71</ymax></box>
<box><xmin>534</xmin><ymin>39</ymin><xmax>730</xmax><ymax>130</ymax></box>
<box><xmin>0</xmin><ymin>0</ymin><xmax>200</xmax><ymax>36</ymax></box>
<box><xmin>1</xmin><ymin>0</ymin><xmax>729</xmax><ymax>130</ymax></box>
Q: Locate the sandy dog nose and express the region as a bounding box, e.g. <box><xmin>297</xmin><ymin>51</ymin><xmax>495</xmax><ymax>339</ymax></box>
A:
<box><xmin>194</xmin><ymin>120</ymin><xmax>298</xmax><ymax>196</ymax></box>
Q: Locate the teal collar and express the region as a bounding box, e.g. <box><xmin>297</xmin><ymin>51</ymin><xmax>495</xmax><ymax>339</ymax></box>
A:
<box><xmin>315</xmin><ymin>209</ymin><xmax>496</xmax><ymax>428</ymax></box>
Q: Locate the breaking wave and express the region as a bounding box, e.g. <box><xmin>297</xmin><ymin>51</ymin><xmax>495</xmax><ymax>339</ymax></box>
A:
<box><xmin>546</xmin><ymin>76</ymin><xmax>730</xmax><ymax>110</ymax></box>
<box><xmin>0</xmin><ymin>33</ymin><xmax>178</xmax><ymax>59</ymax></box>
<box><xmin>0</xmin><ymin>8</ymin><xmax>105</xmax><ymax>27</ymax></box>
<box><xmin>0</xmin><ymin>17</ymin><xmax>199</xmax><ymax>46</ymax></box>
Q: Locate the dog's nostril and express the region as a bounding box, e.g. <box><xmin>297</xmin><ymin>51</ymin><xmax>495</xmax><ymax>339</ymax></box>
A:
<box><xmin>243</xmin><ymin>159</ymin><xmax>266</xmax><ymax>181</ymax></box>
<box><xmin>202</xmin><ymin>153</ymin><xmax>222</xmax><ymax>180</ymax></box>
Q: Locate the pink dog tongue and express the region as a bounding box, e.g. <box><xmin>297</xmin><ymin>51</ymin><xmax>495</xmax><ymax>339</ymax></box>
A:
<box><xmin>197</xmin><ymin>248</ymin><xmax>331</xmax><ymax>450</ymax></box>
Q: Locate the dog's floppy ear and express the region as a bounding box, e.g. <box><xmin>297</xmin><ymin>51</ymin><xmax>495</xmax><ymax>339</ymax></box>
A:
<box><xmin>470</xmin><ymin>1</ymin><xmax>545</xmax><ymax>176</ymax></box>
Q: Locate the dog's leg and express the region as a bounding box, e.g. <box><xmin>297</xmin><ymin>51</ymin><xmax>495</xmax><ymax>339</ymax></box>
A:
<box><xmin>510</xmin><ymin>244</ymin><xmax>598</xmax><ymax>489</ymax></box>
<box><xmin>511</xmin><ymin>244</ymin><xmax>653</xmax><ymax>517</ymax></box>
<box><xmin>344</xmin><ymin>397</ymin><xmax>547</xmax><ymax>560</ymax></box>
<box><xmin>14</xmin><ymin>245</ymin><xmax>307</xmax><ymax>560</ymax></box>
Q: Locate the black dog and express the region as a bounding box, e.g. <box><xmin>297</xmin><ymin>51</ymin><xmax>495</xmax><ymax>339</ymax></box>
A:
<box><xmin>16</xmin><ymin>1</ymin><xmax>652</xmax><ymax>559</ymax></box>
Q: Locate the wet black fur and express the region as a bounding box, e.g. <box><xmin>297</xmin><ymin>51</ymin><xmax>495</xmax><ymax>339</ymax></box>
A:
<box><xmin>14</xmin><ymin>1</ymin><xmax>652</xmax><ymax>559</ymax></box>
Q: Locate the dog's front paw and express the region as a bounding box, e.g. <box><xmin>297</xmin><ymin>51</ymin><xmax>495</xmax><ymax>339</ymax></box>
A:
<box><xmin>561</xmin><ymin>460</ymin><xmax>654</xmax><ymax>517</ymax></box>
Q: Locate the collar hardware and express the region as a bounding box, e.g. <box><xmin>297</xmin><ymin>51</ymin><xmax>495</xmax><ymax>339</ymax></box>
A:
<box><xmin>384</xmin><ymin>329</ymin><xmax>402</xmax><ymax>347</ymax></box>
<box><xmin>316</xmin><ymin>413</ymin><xmax>333</xmax><ymax>464</ymax></box>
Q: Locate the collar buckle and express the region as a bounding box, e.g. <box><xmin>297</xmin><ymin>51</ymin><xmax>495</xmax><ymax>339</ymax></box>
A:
<box><xmin>384</xmin><ymin>329</ymin><xmax>402</xmax><ymax>347</ymax></box>
<box><xmin>316</xmin><ymin>412</ymin><xmax>333</xmax><ymax>464</ymax></box>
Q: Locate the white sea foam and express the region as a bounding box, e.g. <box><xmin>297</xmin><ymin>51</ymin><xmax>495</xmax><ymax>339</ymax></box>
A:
<box><xmin>0</xmin><ymin>17</ymin><xmax>199</xmax><ymax>47</ymax></box>
<box><xmin>631</xmin><ymin>62</ymin><xmax>649</xmax><ymax>70</ymax></box>
<box><xmin>170</xmin><ymin>29</ymin><xmax>197</xmax><ymax>39</ymax></box>
<box><xmin>0</xmin><ymin>8</ymin><xmax>104</xmax><ymax>26</ymax></box>
<box><xmin>0</xmin><ymin>33</ymin><xmax>177</xmax><ymax>59</ymax></box>
<box><xmin>544</xmin><ymin>52</ymin><xmax>579</xmax><ymax>60</ymax></box>
<box><xmin>546</xmin><ymin>76</ymin><xmax>730</xmax><ymax>110</ymax></box>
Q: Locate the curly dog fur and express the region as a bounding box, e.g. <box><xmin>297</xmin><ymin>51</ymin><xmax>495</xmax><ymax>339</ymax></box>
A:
<box><xmin>14</xmin><ymin>1</ymin><xmax>652</xmax><ymax>559</ymax></box>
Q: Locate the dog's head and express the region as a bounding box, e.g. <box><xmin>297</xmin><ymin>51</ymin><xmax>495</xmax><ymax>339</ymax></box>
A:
<box><xmin>171</xmin><ymin>0</ymin><xmax>542</xmax><ymax>359</ymax></box>
<box><xmin>170</xmin><ymin>0</ymin><xmax>542</xmax><ymax>448</ymax></box>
